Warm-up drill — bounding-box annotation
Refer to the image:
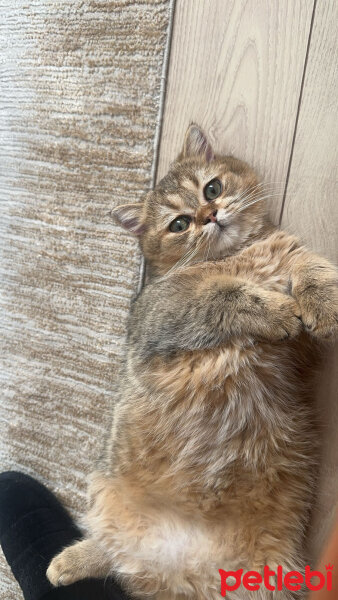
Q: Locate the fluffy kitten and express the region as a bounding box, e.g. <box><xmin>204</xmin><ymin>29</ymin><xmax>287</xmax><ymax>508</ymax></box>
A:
<box><xmin>47</xmin><ymin>125</ymin><xmax>338</xmax><ymax>599</ymax></box>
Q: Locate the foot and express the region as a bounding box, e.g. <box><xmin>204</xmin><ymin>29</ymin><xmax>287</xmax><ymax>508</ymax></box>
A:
<box><xmin>0</xmin><ymin>471</ymin><xmax>129</xmax><ymax>600</ymax></box>
<box><xmin>246</xmin><ymin>290</ymin><xmax>302</xmax><ymax>341</ymax></box>
<box><xmin>0</xmin><ymin>471</ymin><xmax>81</xmax><ymax>600</ymax></box>
<box><xmin>297</xmin><ymin>286</ymin><xmax>338</xmax><ymax>339</ymax></box>
<box><xmin>47</xmin><ymin>538</ymin><xmax>112</xmax><ymax>587</ymax></box>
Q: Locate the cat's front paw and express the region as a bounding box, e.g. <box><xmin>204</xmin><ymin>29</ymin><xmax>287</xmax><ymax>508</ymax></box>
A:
<box><xmin>46</xmin><ymin>547</ymin><xmax>81</xmax><ymax>587</ymax></box>
<box><xmin>297</xmin><ymin>285</ymin><xmax>338</xmax><ymax>339</ymax></box>
<box><xmin>262</xmin><ymin>293</ymin><xmax>302</xmax><ymax>341</ymax></box>
<box><xmin>248</xmin><ymin>291</ymin><xmax>302</xmax><ymax>341</ymax></box>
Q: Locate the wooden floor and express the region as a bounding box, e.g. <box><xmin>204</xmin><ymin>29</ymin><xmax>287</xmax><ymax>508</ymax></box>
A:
<box><xmin>156</xmin><ymin>0</ymin><xmax>337</xmax><ymax>560</ymax></box>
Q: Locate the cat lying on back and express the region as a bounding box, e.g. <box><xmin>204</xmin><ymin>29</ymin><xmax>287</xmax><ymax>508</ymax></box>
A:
<box><xmin>47</xmin><ymin>125</ymin><xmax>338</xmax><ymax>599</ymax></box>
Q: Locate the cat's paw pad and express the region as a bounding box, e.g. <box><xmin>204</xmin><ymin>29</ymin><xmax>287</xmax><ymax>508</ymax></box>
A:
<box><xmin>46</xmin><ymin>548</ymin><xmax>79</xmax><ymax>587</ymax></box>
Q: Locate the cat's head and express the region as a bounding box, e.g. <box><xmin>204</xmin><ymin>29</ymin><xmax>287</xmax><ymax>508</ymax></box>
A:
<box><xmin>113</xmin><ymin>125</ymin><xmax>268</xmax><ymax>277</ymax></box>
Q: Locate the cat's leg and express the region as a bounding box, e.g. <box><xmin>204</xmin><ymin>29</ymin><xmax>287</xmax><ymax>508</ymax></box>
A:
<box><xmin>46</xmin><ymin>537</ymin><xmax>111</xmax><ymax>586</ymax></box>
<box><xmin>290</xmin><ymin>252</ymin><xmax>338</xmax><ymax>339</ymax></box>
<box><xmin>130</xmin><ymin>269</ymin><xmax>302</xmax><ymax>359</ymax></box>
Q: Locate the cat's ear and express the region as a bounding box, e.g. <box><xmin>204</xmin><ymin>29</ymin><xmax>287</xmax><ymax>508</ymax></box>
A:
<box><xmin>111</xmin><ymin>203</ymin><xmax>145</xmax><ymax>236</ymax></box>
<box><xmin>182</xmin><ymin>124</ymin><xmax>214</xmax><ymax>162</ymax></box>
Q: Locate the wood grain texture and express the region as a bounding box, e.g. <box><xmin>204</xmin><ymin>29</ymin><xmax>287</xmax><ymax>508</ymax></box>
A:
<box><xmin>281</xmin><ymin>1</ymin><xmax>337</xmax><ymax>262</ymax></box>
<box><xmin>157</xmin><ymin>0</ymin><xmax>314</xmax><ymax>221</ymax></box>
<box><xmin>280</xmin><ymin>0</ymin><xmax>338</xmax><ymax>562</ymax></box>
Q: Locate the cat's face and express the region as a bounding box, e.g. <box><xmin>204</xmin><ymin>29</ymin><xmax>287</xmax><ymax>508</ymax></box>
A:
<box><xmin>113</xmin><ymin>125</ymin><xmax>267</xmax><ymax>277</ymax></box>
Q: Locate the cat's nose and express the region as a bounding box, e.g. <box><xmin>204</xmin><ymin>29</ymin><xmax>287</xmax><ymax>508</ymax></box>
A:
<box><xmin>204</xmin><ymin>210</ymin><xmax>218</xmax><ymax>224</ymax></box>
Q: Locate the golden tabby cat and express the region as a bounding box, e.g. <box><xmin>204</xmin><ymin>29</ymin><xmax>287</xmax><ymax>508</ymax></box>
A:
<box><xmin>47</xmin><ymin>125</ymin><xmax>338</xmax><ymax>599</ymax></box>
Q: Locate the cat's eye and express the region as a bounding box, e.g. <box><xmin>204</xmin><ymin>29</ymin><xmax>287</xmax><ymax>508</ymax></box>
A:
<box><xmin>204</xmin><ymin>178</ymin><xmax>222</xmax><ymax>202</ymax></box>
<box><xmin>169</xmin><ymin>215</ymin><xmax>191</xmax><ymax>233</ymax></box>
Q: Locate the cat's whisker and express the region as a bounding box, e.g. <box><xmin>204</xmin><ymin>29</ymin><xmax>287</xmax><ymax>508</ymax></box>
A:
<box><xmin>230</xmin><ymin>188</ymin><xmax>281</xmax><ymax>211</ymax></box>
<box><xmin>155</xmin><ymin>182</ymin><xmax>292</xmax><ymax>283</ymax></box>
<box><xmin>234</xmin><ymin>191</ymin><xmax>287</xmax><ymax>215</ymax></box>
<box><xmin>156</xmin><ymin>233</ymin><xmax>206</xmax><ymax>282</ymax></box>
<box><xmin>239</xmin><ymin>191</ymin><xmax>284</xmax><ymax>206</ymax></box>
<box><xmin>237</xmin><ymin>186</ymin><xmax>284</xmax><ymax>203</ymax></box>
<box><xmin>202</xmin><ymin>228</ymin><xmax>219</xmax><ymax>262</ymax></box>
<box><xmin>233</xmin><ymin>182</ymin><xmax>285</xmax><ymax>205</ymax></box>
<box><xmin>203</xmin><ymin>237</ymin><xmax>212</xmax><ymax>262</ymax></box>
<box><xmin>235</xmin><ymin>198</ymin><xmax>272</xmax><ymax>215</ymax></box>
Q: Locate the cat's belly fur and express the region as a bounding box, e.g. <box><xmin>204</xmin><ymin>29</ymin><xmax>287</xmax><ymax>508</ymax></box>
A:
<box><xmin>87</xmin><ymin>470</ymin><xmax>245</xmax><ymax>599</ymax></box>
<box><xmin>87</xmin><ymin>242</ymin><xmax>317</xmax><ymax>597</ymax></box>
<box><xmin>87</xmin><ymin>473</ymin><xmax>228</xmax><ymax>573</ymax></box>
<box><xmin>86</xmin><ymin>338</ymin><xmax>314</xmax><ymax>598</ymax></box>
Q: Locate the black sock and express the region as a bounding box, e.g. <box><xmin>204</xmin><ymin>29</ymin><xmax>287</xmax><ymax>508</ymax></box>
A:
<box><xmin>0</xmin><ymin>471</ymin><xmax>129</xmax><ymax>600</ymax></box>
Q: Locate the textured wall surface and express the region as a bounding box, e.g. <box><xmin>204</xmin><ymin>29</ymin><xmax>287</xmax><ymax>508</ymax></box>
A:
<box><xmin>0</xmin><ymin>1</ymin><xmax>171</xmax><ymax>596</ymax></box>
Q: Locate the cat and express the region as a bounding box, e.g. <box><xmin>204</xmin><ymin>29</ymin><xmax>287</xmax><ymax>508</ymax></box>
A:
<box><xmin>47</xmin><ymin>124</ymin><xmax>338</xmax><ymax>599</ymax></box>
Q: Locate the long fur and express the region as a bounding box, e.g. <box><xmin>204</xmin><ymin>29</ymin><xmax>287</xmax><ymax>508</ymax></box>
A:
<box><xmin>47</xmin><ymin>125</ymin><xmax>338</xmax><ymax>599</ymax></box>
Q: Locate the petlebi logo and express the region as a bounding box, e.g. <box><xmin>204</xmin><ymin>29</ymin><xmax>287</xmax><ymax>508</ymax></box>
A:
<box><xmin>219</xmin><ymin>564</ymin><xmax>333</xmax><ymax>596</ymax></box>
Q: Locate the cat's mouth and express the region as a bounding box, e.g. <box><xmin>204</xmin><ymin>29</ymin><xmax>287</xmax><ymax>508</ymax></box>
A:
<box><xmin>215</xmin><ymin>220</ymin><xmax>228</xmax><ymax>230</ymax></box>
<box><xmin>202</xmin><ymin>213</ymin><xmax>241</xmax><ymax>257</ymax></box>
<box><xmin>204</xmin><ymin>208</ymin><xmax>231</xmax><ymax>231</ymax></box>
<box><xmin>204</xmin><ymin>218</ymin><xmax>229</xmax><ymax>233</ymax></box>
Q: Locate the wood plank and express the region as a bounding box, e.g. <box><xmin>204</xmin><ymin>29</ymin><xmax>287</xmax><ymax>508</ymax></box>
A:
<box><xmin>280</xmin><ymin>0</ymin><xmax>338</xmax><ymax>562</ymax></box>
<box><xmin>157</xmin><ymin>0</ymin><xmax>314</xmax><ymax>222</ymax></box>
<box><xmin>281</xmin><ymin>2</ymin><xmax>338</xmax><ymax>262</ymax></box>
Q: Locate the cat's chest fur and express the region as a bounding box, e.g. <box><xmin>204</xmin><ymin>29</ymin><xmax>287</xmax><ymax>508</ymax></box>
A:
<box><xmin>220</xmin><ymin>230</ymin><xmax>297</xmax><ymax>293</ymax></box>
<box><xmin>144</xmin><ymin>231</ymin><xmax>298</xmax><ymax>391</ymax></box>
<box><xmin>127</xmin><ymin>235</ymin><xmax>304</xmax><ymax>498</ymax></box>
